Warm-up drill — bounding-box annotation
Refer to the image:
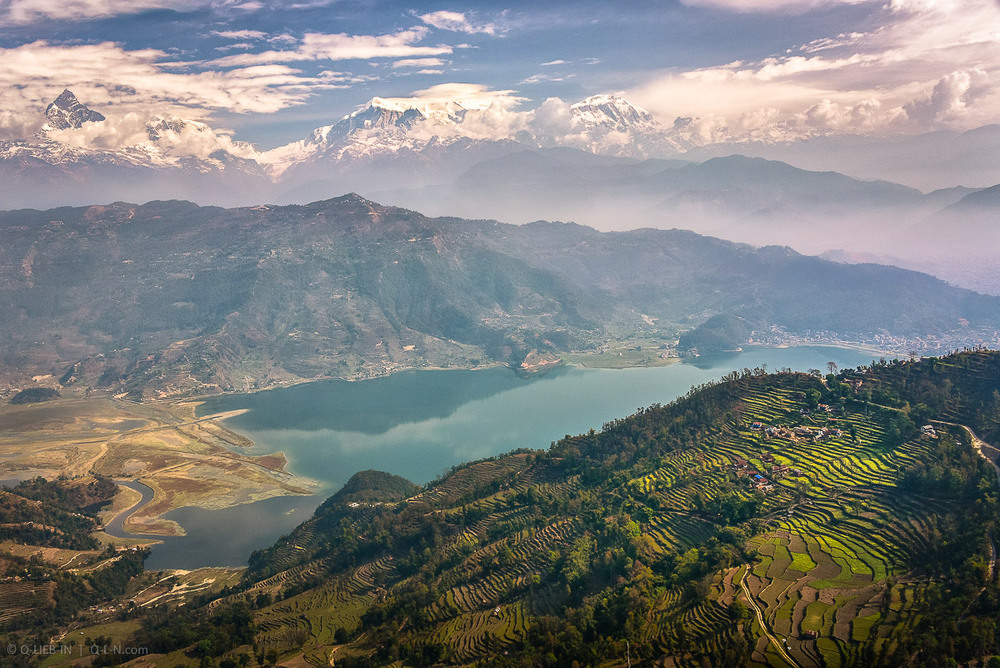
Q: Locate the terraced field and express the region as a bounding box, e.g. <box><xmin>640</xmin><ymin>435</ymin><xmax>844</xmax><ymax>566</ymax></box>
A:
<box><xmin>192</xmin><ymin>354</ymin><xmax>1000</xmax><ymax>667</ymax></box>
<box><xmin>0</xmin><ymin>580</ymin><xmax>55</xmax><ymax>625</ymax></box>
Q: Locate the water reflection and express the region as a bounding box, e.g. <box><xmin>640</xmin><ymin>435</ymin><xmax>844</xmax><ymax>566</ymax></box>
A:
<box><xmin>151</xmin><ymin>346</ymin><xmax>877</xmax><ymax>568</ymax></box>
<box><xmin>199</xmin><ymin>367</ymin><xmax>560</xmax><ymax>434</ymax></box>
<box><xmin>144</xmin><ymin>495</ymin><xmax>317</xmax><ymax>570</ymax></box>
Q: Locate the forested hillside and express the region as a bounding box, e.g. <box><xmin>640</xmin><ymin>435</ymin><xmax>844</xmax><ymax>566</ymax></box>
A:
<box><xmin>2</xmin><ymin>197</ymin><xmax>998</xmax><ymax>398</ymax></box>
<box><xmin>78</xmin><ymin>350</ymin><xmax>1000</xmax><ymax>667</ymax></box>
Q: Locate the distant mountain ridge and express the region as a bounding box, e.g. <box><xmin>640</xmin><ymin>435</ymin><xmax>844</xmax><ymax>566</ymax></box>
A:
<box><xmin>3</xmin><ymin>90</ymin><xmax>999</xmax><ymax>296</ymax></box>
<box><xmin>0</xmin><ymin>89</ymin><xmax>271</xmax><ymax>209</ymax></box>
<box><xmin>0</xmin><ymin>90</ymin><xmax>672</xmax><ymax>208</ymax></box>
<box><xmin>0</xmin><ymin>195</ymin><xmax>997</xmax><ymax>398</ymax></box>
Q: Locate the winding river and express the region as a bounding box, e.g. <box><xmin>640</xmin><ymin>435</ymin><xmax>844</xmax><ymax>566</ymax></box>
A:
<box><xmin>102</xmin><ymin>480</ymin><xmax>159</xmax><ymax>540</ymax></box>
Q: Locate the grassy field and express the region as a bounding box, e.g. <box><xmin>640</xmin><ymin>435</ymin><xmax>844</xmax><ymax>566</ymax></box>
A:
<box><xmin>561</xmin><ymin>336</ymin><xmax>680</xmax><ymax>369</ymax></box>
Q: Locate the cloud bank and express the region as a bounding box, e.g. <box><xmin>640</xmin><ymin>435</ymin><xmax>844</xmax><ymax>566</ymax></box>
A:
<box><xmin>630</xmin><ymin>0</ymin><xmax>1000</xmax><ymax>143</ymax></box>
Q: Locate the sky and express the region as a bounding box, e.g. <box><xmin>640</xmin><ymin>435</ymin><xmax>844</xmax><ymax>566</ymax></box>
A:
<box><xmin>0</xmin><ymin>0</ymin><xmax>998</xmax><ymax>150</ymax></box>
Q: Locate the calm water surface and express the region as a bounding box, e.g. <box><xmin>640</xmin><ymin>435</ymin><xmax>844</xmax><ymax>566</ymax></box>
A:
<box><xmin>146</xmin><ymin>346</ymin><xmax>877</xmax><ymax>569</ymax></box>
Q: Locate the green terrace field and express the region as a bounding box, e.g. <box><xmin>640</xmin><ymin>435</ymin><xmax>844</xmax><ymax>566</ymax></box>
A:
<box><xmin>56</xmin><ymin>351</ymin><xmax>1000</xmax><ymax>667</ymax></box>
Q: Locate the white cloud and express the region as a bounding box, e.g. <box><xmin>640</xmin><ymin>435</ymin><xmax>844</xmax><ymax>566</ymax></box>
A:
<box><xmin>540</xmin><ymin>59</ymin><xmax>568</xmax><ymax>67</ymax></box>
<box><xmin>0</xmin><ymin>109</ymin><xmax>41</xmax><ymax>138</ymax></box>
<box><xmin>0</xmin><ymin>0</ymin><xmax>205</xmax><ymax>24</ymax></box>
<box><xmin>680</xmin><ymin>0</ymin><xmax>875</xmax><ymax>12</ymax></box>
<box><xmin>520</xmin><ymin>73</ymin><xmax>573</xmax><ymax>85</ymax></box>
<box><xmin>416</xmin><ymin>10</ymin><xmax>501</xmax><ymax>36</ymax></box>
<box><xmin>398</xmin><ymin>83</ymin><xmax>523</xmax><ymax>110</ymax></box>
<box><xmin>212</xmin><ymin>29</ymin><xmax>268</xmax><ymax>40</ymax></box>
<box><xmin>0</xmin><ymin>40</ymin><xmax>339</xmax><ymax>139</ymax></box>
<box><xmin>211</xmin><ymin>28</ymin><xmax>452</xmax><ymax>66</ymax></box>
<box><xmin>630</xmin><ymin>0</ymin><xmax>1000</xmax><ymax>143</ymax></box>
<box><xmin>392</xmin><ymin>58</ymin><xmax>446</xmax><ymax>69</ymax></box>
<box><xmin>44</xmin><ymin>112</ymin><xmax>262</xmax><ymax>161</ymax></box>
<box><xmin>526</xmin><ymin>97</ymin><xmax>583</xmax><ymax>140</ymax></box>
<box><xmin>215</xmin><ymin>42</ymin><xmax>254</xmax><ymax>51</ymax></box>
<box><xmin>902</xmin><ymin>69</ymin><xmax>991</xmax><ymax>125</ymax></box>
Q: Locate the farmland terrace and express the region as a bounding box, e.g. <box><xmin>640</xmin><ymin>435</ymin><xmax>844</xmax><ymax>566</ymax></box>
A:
<box><xmin>81</xmin><ymin>350</ymin><xmax>999</xmax><ymax>667</ymax></box>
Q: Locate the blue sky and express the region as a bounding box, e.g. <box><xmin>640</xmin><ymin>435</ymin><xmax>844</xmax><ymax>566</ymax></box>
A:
<box><xmin>0</xmin><ymin>0</ymin><xmax>997</xmax><ymax>149</ymax></box>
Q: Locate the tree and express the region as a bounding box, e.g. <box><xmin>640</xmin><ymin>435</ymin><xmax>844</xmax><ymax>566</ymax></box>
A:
<box><xmin>806</xmin><ymin>389</ymin><xmax>821</xmax><ymax>410</ymax></box>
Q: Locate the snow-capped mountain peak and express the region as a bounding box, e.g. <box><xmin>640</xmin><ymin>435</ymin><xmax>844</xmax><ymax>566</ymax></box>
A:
<box><xmin>336</xmin><ymin>95</ymin><xmax>502</xmax><ymax>133</ymax></box>
<box><xmin>259</xmin><ymin>92</ymin><xmax>673</xmax><ymax>177</ymax></box>
<box><xmin>338</xmin><ymin>100</ymin><xmax>428</xmax><ymax>133</ymax></box>
<box><xmin>570</xmin><ymin>94</ymin><xmax>658</xmax><ymax>133</ymax></box>
<box><xmin>259</xmin><ymin>96</ymin><xmax>485</xmax><ymax>175</ymax></box>
<box><xmin>43</xmin><ymin>89</ymin><xmax>106</xmax><ymax>131</ymax></box>
<box><xmin>1</xmin><ymin>89</ymin><xmax>271</xmax><ymax>209</ymax></box>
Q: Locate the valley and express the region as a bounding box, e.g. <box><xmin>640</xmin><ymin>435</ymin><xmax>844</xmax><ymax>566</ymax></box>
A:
<box><xmin>2</xmin><ymin>346</ymin><xmax>875</xmax><ymax>569</ymax></box>
<box><xmin>0</xmin><ymin>193</ymin><xmax>997</xmax><ymax>666</ymax></box>
<box><xmin>2</xmin><ymin>2</ymin><xmax>999</xmax><ymax>665</ymax></box>
<box><xmin>8</xmin><ymin>350</ymin><xmax>991</xmax><ymax>667</ymax></box>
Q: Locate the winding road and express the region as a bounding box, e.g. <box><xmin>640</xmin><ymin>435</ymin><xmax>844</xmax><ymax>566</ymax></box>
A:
<box><xmin>737</xmin><ymin>567</ymin><xmax>802</xmax><ymax>668</ymax></box>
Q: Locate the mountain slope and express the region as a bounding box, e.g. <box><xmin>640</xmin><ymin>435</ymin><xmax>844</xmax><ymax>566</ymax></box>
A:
<box><xmin>1</xmin><ymin>196</ymin><xmax>997</xmax><ymax>397</ymax></box>
<box><xmin>898</xmin><ymin>183</ymin><xmax>1000</xmax><ymax>292</ymax></box>
<box><xmin>129</xmin><ymin>350</ymin><xmax>1000</xmax><ymax>667</ymax></box>
<box><xmin>378</xmin><ymin>152</ymin><xmax>934</xmax><ymax>249</ymax></box>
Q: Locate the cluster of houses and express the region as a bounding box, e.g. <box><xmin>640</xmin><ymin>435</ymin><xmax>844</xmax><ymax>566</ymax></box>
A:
<box><xmin>730</xmin><ymin>423</ymin><xmax>812</xmax><ymax>493</ymax></box>
<box><xmin>730</xmin><ymin>457</ymin><xmax>774</xmax><ymax>491</ymax></box>
<box><xmin>728</xmin><ymin>413</ymin><xmax>852</xmax><ymax>493</ymax></box>
<box><xmin>749</xmin><ymin>420</ymin><xmax>843</xmax><ymax>443</ymax></box>
<box><xmin>729</xmin><ymin>456</ymin><xmax>800</xmax><ymax>492</ymax></box>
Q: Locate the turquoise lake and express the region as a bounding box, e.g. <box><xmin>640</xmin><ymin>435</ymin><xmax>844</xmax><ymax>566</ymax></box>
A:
<box><xmin>144</xmin><ymin>345</ymin><xmax>878</xmax><ymax>569</ymax></box>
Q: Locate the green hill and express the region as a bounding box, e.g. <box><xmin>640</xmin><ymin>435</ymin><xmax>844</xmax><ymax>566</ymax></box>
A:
<box><xmin>328</xmin><ymin>470</ymin><xmax>422</xmax><ymax>505</ymax></box>
<box><xmin>106</xmin><ymin>350</ymin><xmax>1000</xmax><ymax>667</ymax></box>
<box><xmin>1</xmin><ymin>196</ymin><xmax>998</xmax><ymax>397</ymax></box>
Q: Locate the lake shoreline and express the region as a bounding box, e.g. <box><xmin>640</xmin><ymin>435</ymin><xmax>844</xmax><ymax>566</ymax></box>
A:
<box><xmin>157</xmin><ymin>344</ymin><xmax>883</xmax><ymax>570</ymax></box>
<box><xmin>185</xmin><ymin>341</ymin><xmax>903</xmax><ymax>408</ymax></box>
